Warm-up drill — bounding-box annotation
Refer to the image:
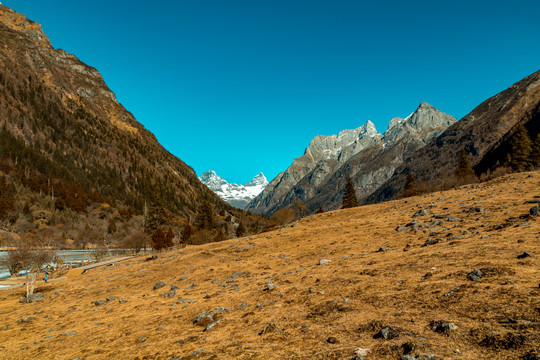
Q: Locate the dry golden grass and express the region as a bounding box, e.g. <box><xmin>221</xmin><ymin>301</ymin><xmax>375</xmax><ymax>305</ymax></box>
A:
<box><xmin>1</xmin><ymin>172</ymin><xmax>539</xmax><ymax>360</ymax></box>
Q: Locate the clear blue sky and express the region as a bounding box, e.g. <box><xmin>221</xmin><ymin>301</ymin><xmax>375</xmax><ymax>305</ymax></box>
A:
<box><xmin>4</xmin><ymin>1</ymin><xmax>540</xmax><ymax>184</ymax></box>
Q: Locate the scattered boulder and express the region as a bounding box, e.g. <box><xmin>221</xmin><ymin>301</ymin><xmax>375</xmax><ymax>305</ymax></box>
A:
<box><xmin>529</xmin><ymin>205</ymin><xmax>540</xmax><ymax>216</ymax></box>
<box><xmin>137</xmin><ymin>336</ymin><xmax>146</xmax><ymax>343</ymax></box>
<box><xmin>413</xmin><ymin>209</ymin><xmax>429</xmax><ymax>218</ymax></box>
<box><xmin>378</xmin><ymin>247</ymin><xmax>390</xmax><ymax>252</ymax></box>
<box><xmin>17</xmin><ymin>317</ymin><xmax>36</xmax><ymax>323</ymax></box>
<box><xmin>467</xmin><ymin>269</ymin><xmax>483</xmax><ymax>282</ymax></box>
<box><xmin>62</xmin><ymin>331</ymin><xmax>77</xmax><ymax>336</ymax></box>
<box><xmin>319</xmin><ymin>259</ymin><xmax>332</xmax><ymax>265</ymax></box>
<box><xmin>430</xmin><ymin>320</ymin><xmax>458</xmax><ymax>335</ymax></box>
<box><xmin>265</xmin><ymin>280</ymin><xmax>276</xmax><ymax>291</ymax></box>
<box><xmin>259</xmin><ymin>322</ymin><xmax>277</xmax><ymax>335</ymax></box>
<box><xmin>19</xmin><ymin>293</ymin><xmax>45</xmax><ymax>303</ymax></box>
<box><xmin>94</xmin><ymin>300</ymin><xmax>107</xmax><ymax>306</ymax></box>
<box><xmin>374</xmin><ymin>326</ymin><xmax>401</xmax><ymax>340</ymax></box>
<box><xmin>517</xmin><ymin>251</ymin><xmax>531</xmax><ymax>259</ymax></box>
<box><xmin>204</xmin><ymin>319</ymin><xmax>225</xmax><ymax>332</ymax></box>
<box><xmin>153</xmin><ymin>281</ymin><xmax>167</xmax><ymax>290</ymax></box>
<box><xmin>422</xmin><ymin>238</ymin><xmax>439</xmax><ymax>247</ymax></box>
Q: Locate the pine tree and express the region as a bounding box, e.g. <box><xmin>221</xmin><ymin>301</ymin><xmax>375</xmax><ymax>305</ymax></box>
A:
<box><xmin>181</xmin><ymin>223</ymin><xmax>193</xmax><ymax>243</ymax></box>
<box><xmin>454</xmin><ymin>149</ymin><xmax>476</xmax><ymax>179</ymax></box>
<box><xmin>236</xmin><ymin>222</ymin><xmax>246</xmax><ymax>237</ymax></box>
<box><xmin>508</xmin><ymin>123</ymin><xmax>532</xmax><ymax>171</ymax></box>
<box><xmin>341</xmin><ymin>177</ymin><xmax>358</xmax><ymax>209</ymax></box>
<box><xmin>144</xmin><ymin>202</ymin><xmax>167</xmax><ymax>234</ymax></box>
<box><xmin>402</xmin><ymin>172</ymin><xmax>417</xmax><ymax>198</ymax></box>
<box><xmin>316</xmin><ymin>206</ymin><xmax>325</xmax><ymax>214</ymax></box>
<box><xmin>164</xmin><ymin>226</ymin><xmax>174</xmax><ymax>248</ymax></box>
<box><xmin>151</xmin><ymin>228</ymin><xmax>166</xmax><ymax>251</ymax></box>
<box><xmin>196</xmin><ymin>200</ymin><xmax>215</xmax><ymax>230</ymax></box>
<box><xmin>531</xmin><ymin>133</ymin><xmax>540</xmax><ymax>169</ymax></box>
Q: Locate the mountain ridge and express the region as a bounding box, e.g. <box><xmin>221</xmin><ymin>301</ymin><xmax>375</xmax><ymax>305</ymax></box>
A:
<box><xmin>199</xmin><ymin>171</ymin><xmax>268</xmax><ymax>209</ymax></box>
<box><xmin>246</xmin><ymin>102</ymin><xmax>456</xmax><ymax>215</ymax></box>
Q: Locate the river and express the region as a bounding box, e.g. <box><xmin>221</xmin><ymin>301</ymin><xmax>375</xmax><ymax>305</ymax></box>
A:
<box><xmin>0</xmin><ymin>249</ymin><xmax>132</xmax><ymax>280</ymax></box>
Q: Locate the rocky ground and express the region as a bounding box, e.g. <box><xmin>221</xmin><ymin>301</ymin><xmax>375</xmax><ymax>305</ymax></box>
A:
<box><xmin>0</xmin><ymin>172</ymin><xmax>539</xmax><ymax>360</ymax></box>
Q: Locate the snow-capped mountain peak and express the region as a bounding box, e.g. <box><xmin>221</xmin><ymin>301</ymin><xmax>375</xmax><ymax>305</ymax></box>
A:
<box><xmin>199</xmin><ymin>171</ymin><xmax>268</xmax><ymax>209</ymax></box>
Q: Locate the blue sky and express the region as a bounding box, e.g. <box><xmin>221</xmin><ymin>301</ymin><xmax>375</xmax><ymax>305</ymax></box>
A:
<box><xmin>4</xmin><ymin>1</ymin><xmax>540</xmax><ymax>184</ymax></box>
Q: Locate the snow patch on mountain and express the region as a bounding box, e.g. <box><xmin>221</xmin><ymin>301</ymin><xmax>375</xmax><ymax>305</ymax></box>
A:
<box><xmin>199</xmin><ymin>171</ymin><xmax>269</xmax><ymax>209</ymax></box>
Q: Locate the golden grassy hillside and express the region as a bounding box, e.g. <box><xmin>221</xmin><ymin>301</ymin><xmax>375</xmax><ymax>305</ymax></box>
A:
<box><xmin>1</xmin><ymin>172</ymin><xmax>539</xmax><ymax>360</ymax></box>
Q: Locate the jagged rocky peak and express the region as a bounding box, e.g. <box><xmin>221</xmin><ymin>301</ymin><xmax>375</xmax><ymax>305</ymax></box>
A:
<box><xmin>246</xmin><ymin>172</ymin><xmax>268</xmax><ymax>187</ymax></box>
<box><xmin>199</xmin><ymin>171</ymin><xmax>268</xmax><ymax>209</ymax></box>
<box><xmin>384</xmin><ymin>102</ymin><xmax>457</xmax><ymax>145</ymax></box>
<box><xmin>0</xmin><ymin>5</ymin><xmax>51</xmax><ymax>46</ymax></box>
<box><xmin>306</xmin><ymin>120</ymin><xmax>380</xmax><ymax>158</ymax></box>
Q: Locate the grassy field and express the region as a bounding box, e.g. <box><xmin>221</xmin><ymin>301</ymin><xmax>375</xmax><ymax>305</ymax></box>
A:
<box><xmin>0</xmin><ymin>172</ymin><xmax>539</xmax><ymax>359</ymax></box>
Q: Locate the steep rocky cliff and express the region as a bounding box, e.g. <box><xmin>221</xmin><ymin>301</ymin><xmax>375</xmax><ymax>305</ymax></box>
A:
<box><xmin>0</xmin><ymin>5</ymin><xmax>226</xmax><ymax>216</ymax></box>
<box><xmin>247</xmin><ymin>102</ymin><xmax>456</xmax><ymax>215</ymax></box>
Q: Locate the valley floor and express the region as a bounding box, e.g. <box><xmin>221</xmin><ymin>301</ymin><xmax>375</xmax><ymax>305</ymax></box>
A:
<box><xmin>0</xmin><ymin>172</ymin><xmax>539</xmax><ymax>359</ymax></box>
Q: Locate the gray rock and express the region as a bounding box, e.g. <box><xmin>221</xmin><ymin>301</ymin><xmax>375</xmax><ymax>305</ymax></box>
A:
<box><xmin>395</xmin><ymin>226</ymin><xmax>407</xmax><ymax>232</ymax></box>
<box><xmin>467</xmin><ymin>207</ymin><xmax>485</xmax><ymax>214</ymax></box>
<box><xmin>530</xmin><ymin>205</ymin><xmax>540</xmax><ymax>216</ymax></box>
<box><xmin>165</xmin><ymin>290</ymin><xmax>177</xmax><ymax>298</ymax></box>
<box><xmin>422</xmin><ymin>238</ymin><xmax>439</xmax><ymax>246</ymax></box>
<box><xmin>19</xmin><ymin>293</ymin><xmax>45</xmax><ymax>303</ymax></box>
<box><xmin>467</xmin><ymin>269</ymin><xmax>483</xmax><ymax>281</ymax></box>
<box><xmin>259</xmin><ymin>322</ymin><xmax>277</xmax><ymax>335</ymax></box>
<box><xmin>378</xmin><ymin>247</ymin><xmax>390</xmax><ymax>252</ymax></box>
<box><xmin>238</xmin><ymin>302</ymin><xmax>248</xmax><ymax>310</ymax></box>
<box><xmin>517</xmin><ymin>251</ymin><xmax>531</xmax><ymax>259</ymax></box>
<box><xmin>153</xmin><ymin>281</ymin><xmax>167</xmax><ymax>290</ymax></box>
<box><xmin>137</xmin><ymin>336</ymin><xmax>146</xmax><ymax>343</ymax></box>
<box><xmin>106</xmin><ymin>296</ymin><xmax>117</xmax><ymax>302</ymax></box>
<box><xmin>170</xmin><ymin>285</ymin><xmax>179</xmax><ymax>291</ymax></box>
<box><xmin>265</xmin><ymin>280</ymin><xmax>276</xmax><ymax>291</ymax></box>
<box><xmin>204</xmin><ymin>318</ymin><xmax>225</xmax><ymax>332</ymax></box>
<box><xmin>447</xmin><ymin>216</ymin><xmax>461</xmax><ymax>222</ymax></box>
<box><xmin>54</xmin><ymin>289</ymin><xmax>65</xmax><ymax>295</ymax></box>
<box><xmin>18</xmin><ymin>317</ymin><xmax>36</xmax><ymax>323</ymax></box>
<box><xmin>94</xmin><ymin>300</ymin><xmax>107</xmax><ymax>306</ymax></box>
<box><xmin>62</xmin><ymin>331</ymin><xmax>77</xmax><ymax>336</ymax></box>
<box><xmin>374</xmin><ymin>326</ymin><xmax>401</xmax><ymax>340</ymax></box>
<box><xmin>413</xmin><ymin>209</ymin><xmax>429</xmax><ymax>217</ymax></box>
<box><xmin>186</xmin><ymin>283</ymin><xmax>198</xmax><ymax>290</ymax></box>
<box><xmin>319</xmin><ymin>259</ymin><xmax>332</xmax><ymax>265</ymax></box>
<box><xmin>430</xmin><ymin>320</ymin><xmax>458</xmax><ymax>335</ymax></box>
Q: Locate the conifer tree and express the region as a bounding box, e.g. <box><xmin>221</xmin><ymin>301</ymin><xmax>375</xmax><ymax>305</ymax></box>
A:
<box><xmin>341</xmin><ymin>177</ymin><xmax>358</xmax><ymax>209</ymax></box>
<box><xmin>144</xmin><ymin>202</ymin><xmax>167</xmax><ymax>234</ymax></box>
<box><xmin>316</xmin><ymin>205</ymin><xmax>325</xmax><ymax>214</ymax></box>
<box><xmin>402</xmin><ymin>172</ymin><xmax>417</xmax><ymax>198</ymax></box>
<box><xmin>151</xmin><ymin>228</ymin><xmax>166</xmax><ymax>251</ymax></box>
<box><xmin>236</xmin><ymin>222</ymin><xmax>246</xmax><ymax>237</ymax></box>
<box><xmin>196</xmin><ymin>200</ymin><xmax>215</xmax><ymax>230</ymax></box>
<box><xmin>181</xmin><ymin>223</ymin><xmax>193</xmax><ymax>243</ymax></box>
<box><xmin>164</xmin><ymin>226</ymin><xmax>174</xmax><ymax>248</ymax></box>
<box><xmin>531</xmin><ymin>133</ymin><xmax>540</xmax><ymax>169</ymax></box>
<box><xmin>508</xmin><ymin>123</ymin><xmax>532</xmax><ymax>171</ymax></box>
<box><xmin>454</xmin><ymin>149</ymin><xmax>476</xmax><ymax>179</ymax></box>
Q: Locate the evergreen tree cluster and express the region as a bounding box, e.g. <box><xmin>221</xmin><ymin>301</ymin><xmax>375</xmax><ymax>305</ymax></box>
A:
<box><xmin>506</xmin><ymin>123</ymin><xmax>539</xmax><ymax>171</ymax></box>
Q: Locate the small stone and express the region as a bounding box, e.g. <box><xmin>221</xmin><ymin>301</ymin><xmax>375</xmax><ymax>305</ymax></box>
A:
<box><xmin>19</xmin><ymin>293</ymin><xmax>45</xmax><ymax>303</ymax></box>
<box><xmin>259</xmin><ymin>322</ymin><xmax>277</xmax><ymax>335</ymax></box>
<box><xmin>18</xmin><ymin>317</ymin><xmax>36</xmax><ymax>323</ymax></box>
<box><xmin>517</xmin><ymin>251</ymin><xmax>531</xmax><ymax>259</ymax></box>
<box><xmin>62</xmin><ymin>331</ymin><xmax>77</xmax><ymax>336</ymax></box>
<box><xmin>319</xmin><ymin>259</ymin><xmax>332</xmax><ymax>265</ymax></box>
<box><xmin>378</xmin><ymin>247</ymin><xmax>390</xmax><ymax>252</ymax></box>
<box><xmin>137</xmin><ymin>336</ymin><xmax>146</xmax><ymax>343</ymax></box>
<box><xmin>430</xmin><ymin>320</ymin><xmax>458</xmax><ymax>335</ymax></box>
<box><xmin>54</xmin><ymin>289</ymin><xmax>65</xmax><ymax>295</ymax></box>
<box><xmin>447</xmin><ymin>216</ymin><xmax>461</xmax><ymax>222</ymax></box>
<box><xmin>166</xmin><ymin>290</ymin><xmax>177</xmax><ymax>298</ymax></box>
<box><xmin>374</xmin><ymin>326</ymin><xmax>401</xmax><ymax>340</ymax></box>
<box><xmin>265</xmin><ymin>280</ymin><xmax>276</xmax><ymax>291</ymax></box>
<box><xmin>413</xmin><ymin>209</ymin><xmax>429</xmax><ymax>218</ymax></box>
<box><xmin>467</xmin><ymin>269</ymin><xmax>483</xmax><ymax>281</ymax></box>
<box><xmin>530</xmin><ymin>205</ymin><xmax>540</xmax><ymax>216</ymax></box>
<box><xmin>94</xmin><ymin>300</ymin><xmax>106</xmax><ymax>306</ymax></box>
<box><xmin>204</xmin><ymin>318</ymin><xmax>225</xmax><ymax>332</ymax></box>
<box><xmin>153</xmin><ymin>282</ymin><xmax>167</xmax><ymax>290</ymax></box>
<box><xmin>106</xmin><ymin>296</ymin><xmax>117</xmax><ymax>302</ymax></box>
<box><xmin>326</xmin><ymin>336</ymin><xmax>339</xmax><ymax>344</ymax></box>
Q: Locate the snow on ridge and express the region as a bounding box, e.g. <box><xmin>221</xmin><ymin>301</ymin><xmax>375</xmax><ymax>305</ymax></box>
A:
<box><xmin>199</xmin><ymin>170</ymin><xmax>268</xmax><ymax>209</ymax></box>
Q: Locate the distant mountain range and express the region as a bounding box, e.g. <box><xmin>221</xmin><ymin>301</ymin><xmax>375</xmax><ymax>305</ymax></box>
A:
<box><xmin>199</xmin><ymin>171</ymin><xmax>268</xmax><ymax>209</ymax></box>
<box><xmin>246</xmin><ymin>102</ymin><xmax>457</xmax><ymax>215</ymax></box>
